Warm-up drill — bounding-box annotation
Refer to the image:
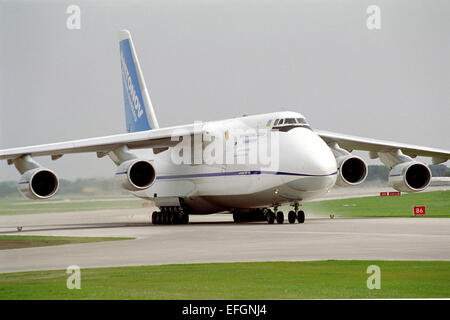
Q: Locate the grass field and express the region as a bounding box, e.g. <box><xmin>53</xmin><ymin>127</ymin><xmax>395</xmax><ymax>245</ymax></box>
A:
<box><xmin>0</xmin><ymin>261</ymin><xmax>449</xmax><ymax>299</ymax></box>
<box><xmin>300</xmin><ymin>190</ymin><xmax>450</xmax><ymax>218</ymax></box>
<box><xmin>1</xmin><ymin>190</ymin><xmax>449</xmax><ymax>218</ymax></box>
<box><xmin>0</xmin><ymin>196</ymin><xmax>148</xmax><ymax>215</ymax></box>
<box><xmin>0</xmin><ymin>235</ymin><xmax>133</xmax><ymax>250</ymax></box>
<box><xmin>0</xmin><ymin>192</ymin><xmax>448</xmax><ymax>300</ymax></box>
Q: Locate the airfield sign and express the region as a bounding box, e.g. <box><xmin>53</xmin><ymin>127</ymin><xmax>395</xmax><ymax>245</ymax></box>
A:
<box><xmin>413</xmin><ymin>206</ymin><xmax>426</xmax><ymax>216</ymax></box>
<box><xmin>380</xmin><ymin>192</ymin><xmax>401</xmax><ymax>197</ymax></box>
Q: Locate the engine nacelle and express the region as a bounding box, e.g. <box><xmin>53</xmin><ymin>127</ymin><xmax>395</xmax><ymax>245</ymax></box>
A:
<box><xmin>115</xmin><ymin>159</ymin><xmax>156</xmax><ymax>191</ymax></box>
<box><xmin>18</xmin><ymin>168</ymin><xmax>59</xmax><ymax>199</ymax></box>
<box><xmin>389</xmin><ymin>161</ymin><xmax>431</xmax><ymax>192</ymax></box>
<box><xmin>335</xmin><ymin>155</ymin><xmax>368</xmax><ymax>187</ymax></box>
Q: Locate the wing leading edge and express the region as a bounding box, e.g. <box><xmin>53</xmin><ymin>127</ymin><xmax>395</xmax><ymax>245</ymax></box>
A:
<box><xmin>315</xmin><ymin>129</ymin><xmax>450</xmax><ymax>164</ymax></box>
<box><xmin>0</xmin><ymin>123</ymin><xmax>203</xmax><ymax>162</ymax></box>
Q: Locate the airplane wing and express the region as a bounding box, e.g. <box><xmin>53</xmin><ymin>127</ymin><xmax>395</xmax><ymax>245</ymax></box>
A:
<box><xmin>315</xmin><ymin>129</ymin><xmax>450</xmax><ymax>164</ymax></box>
<box><xmin>0</xmin><ymin>30</ymin><xmax>208</xmax><ymax>164</ymax></box>
<box><xmin>0</xmin><ymin>124</ymin><xmax>202</xmax><ymax>161</ymax></box>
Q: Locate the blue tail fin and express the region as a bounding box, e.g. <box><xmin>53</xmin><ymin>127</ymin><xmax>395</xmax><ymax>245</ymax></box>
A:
<box><xmin>119</xmin><ymin>30</ymin><xmax>159</xmax><ymax>132</ymax></box>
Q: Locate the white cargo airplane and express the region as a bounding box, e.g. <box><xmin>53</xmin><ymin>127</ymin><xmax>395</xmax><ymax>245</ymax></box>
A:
<box><xmin>1</xmin><ymin>30</ymin><xmax>449</xmax><ymax>225</ymax></box>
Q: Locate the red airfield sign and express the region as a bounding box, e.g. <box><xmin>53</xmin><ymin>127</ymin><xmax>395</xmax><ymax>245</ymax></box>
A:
<box><xmin>380</xmin><ymin>192</ymin><xmax>401</xmax><ymax>197</ymax></box>
<box><xmin>413</xmin><ymin>206</ymin><xmax>426</xmax><ymax>216</ymax></box>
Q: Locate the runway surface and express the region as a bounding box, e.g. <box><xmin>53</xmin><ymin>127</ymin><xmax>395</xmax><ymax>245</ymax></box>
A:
<box><xmin>1</xmin><ymin>208</ymin><xmax>450</xmax><ymax>274</ymax></box>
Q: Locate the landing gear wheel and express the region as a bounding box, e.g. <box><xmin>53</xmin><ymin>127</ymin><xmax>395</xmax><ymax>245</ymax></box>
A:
<box><xmin>168</xmin><ymin>212</ymin><xmax>175</xmax><ymax>224</ymax></box>
<box><xmin>262</xmin><ymin>208</ymin><xmax>269</xmax><ymax>221</ymax></box>
<box><xmin>268</xmin><ymin>211</ymin><xmax>275</xmax><ymax>224</ymax></box>
<box><xmin>173</xmin><ymin>211</ymin><xmax>180</xmax><ymax>225</ymax></box>
<box><xmin>233</xmin><ymin>212</ymin><xmax>240</xmax><ymax>223</ymax></box>
<box><xmin>162</xmin><ymin>213</ymin><xmax>169</xmax><ymax>225</ymax></box>
<box><xmin>156</xmin><ymin>212</ymin><xmax>162</xmax><ymax>224</ymax></box>
<box><xmin>276</xmin><ymin>211</ymin><xmax>284</xmax><ymax>224</ymax></box>
<box><xmin>288</xmin><ymin>211</ymin><xmax>296</xmax><ymax>224</ymax></box>
<box><xmin>152</xmin><ymin>211</ymin><xmax>158</xmax><ymax>224</ymax></box>
<box><xmin>180</xmin><ymin>212</ymin><xmax>189</xmax><ymax>224</ymax></box>
<box><xmin>297</xmin><ymin>210</ymin><xmax>305</xmax><ymax>224</ymax></box>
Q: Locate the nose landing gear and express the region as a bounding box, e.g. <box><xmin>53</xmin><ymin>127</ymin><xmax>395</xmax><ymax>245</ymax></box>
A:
<box><xmin>288</xmin><ymin>211</ymin><xmax>296</xmax><ymax>224</ymax></box>
<box><xmin>297</xmin><ymin>210</ymin><xmax>305</xmax><ymax>223</ymax></box>
<box><xmin>266</xmin><ymin>205</ymin><xmax>284</xmax><ymax>224</ymax></box>
<box><xmin>266</xmin><ymin>202</ymin><xmax>305</xmax><ymax>224</ymax></box>
<box><xmin>276</xmin><ymin>211</ymin><xmax>284</xmax><ymax>224</ymax></box>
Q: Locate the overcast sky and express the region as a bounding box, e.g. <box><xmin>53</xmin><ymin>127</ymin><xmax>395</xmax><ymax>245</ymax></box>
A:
<box><xmin>0</xmin><ymin>0</ymin><xmax>449</xmax><ymax>181</ymax></box>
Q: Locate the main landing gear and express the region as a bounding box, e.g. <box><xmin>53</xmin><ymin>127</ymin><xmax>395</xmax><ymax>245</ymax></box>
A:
<box><xmin>152</xmin><ymin>206</ymin><xmax>189</xmax><ymax>225</ymax></box>
<box><xmin>233</xmin><ymin>209</ymin><xmax>267</xmax><ymax>223</ymax></box>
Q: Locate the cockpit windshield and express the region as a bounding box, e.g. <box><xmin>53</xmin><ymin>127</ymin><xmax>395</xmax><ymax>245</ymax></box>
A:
<box><xmin>296</xmin><ymin>118</ymin><xmax>308</xmax><ymax>125</ymax></box>
<box><xmin>284</xmin><ymin>118</ymin><xmax>297</xmax><ymax>124</ymax></box>
<box><xmin>272</xmin><ymin>117</ymin><xmax>311</xmax><ymax>131</ymax></box>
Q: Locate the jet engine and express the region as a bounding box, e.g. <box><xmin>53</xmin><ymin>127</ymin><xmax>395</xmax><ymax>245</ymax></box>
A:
<box><xmin>115</xmin><ymin>159</ymin><xmax>156</xmax><ymax>191</ymax></box>
<box><xmin>389</xmin><ymin>161</ymin><xmax>431</xmax><ymax>192</ymax></box>
<box><xmin>335</xmin><ymin>155</ymin><xmax>368</xmax><ymax>187</ymax></box>
<box><xmin>18</xmin><ymin>168</ymin><xmax>59</xmax><ymax>199</ymax></box>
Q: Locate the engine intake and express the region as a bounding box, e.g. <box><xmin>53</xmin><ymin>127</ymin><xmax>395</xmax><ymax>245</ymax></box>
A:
<box><xmin>389</xmin><ymin>162</ymin><xmax>431</xmax><ymax>192</ymax></box>
<box><xmin>18</xmin><ymin>168</ymin><xmax>59</xmax><ymax>199</ymax></box>
<box><xmin>115</xmin><ymin>159</ymin><xmax>156</xmax><ymax>191</ymax></box>
<box><xmin>336</xmin><ymin>155</ymin><xmax>368</xmax><ymax>186</ymax></box>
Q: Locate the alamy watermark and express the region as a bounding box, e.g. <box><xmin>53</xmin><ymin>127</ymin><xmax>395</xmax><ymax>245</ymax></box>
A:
<box><xmin>366</xmin><ymin>265</ymin><xmax>381</xmax><ymax>290</ymax></box>
<box><xmin>66</xmin><ymin>265</ymin><xmax>81</xmax><ymax>290</ymax></box>
<box><xmin>366</xmin><ymin>5</ymin><xmax>381</xmax><ymax>30</ymax></box>
<box><xmin>168</xmin><ymin>122</ymin><xmax>281</xmax><ymax>171</ymax></box>
<box><xmin>66</xmin><ymin>5</ymin><xmax>81</xmax><ymax>30</ymax></box>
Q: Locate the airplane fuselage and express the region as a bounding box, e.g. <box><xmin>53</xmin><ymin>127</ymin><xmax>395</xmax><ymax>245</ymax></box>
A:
<box><xmin>135</xmin><ymin>111</ymin><xmax>338</xmax><ymax>214</ymax></box>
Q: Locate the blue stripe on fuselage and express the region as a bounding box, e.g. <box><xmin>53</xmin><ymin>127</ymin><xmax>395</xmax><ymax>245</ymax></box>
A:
<box><xmin>155</xmin><ymin>170</ymin><xmax>337</xmax><ymax>180</ymax></box>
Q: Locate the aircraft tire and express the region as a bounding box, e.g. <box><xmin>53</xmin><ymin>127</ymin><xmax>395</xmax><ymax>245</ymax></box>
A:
<box><xmin>180</xmin><ymin>212</ymin><xmax>189</xmax><ymax>224</ymax></box>
<box><xmin>169</xmin><ymin>211</ymin><xmax>175</xmax><ymax>224</ymax></box>
<box><xmin>268</xmin><ymin>211</ymin><xmax>275</xmax><ymax>224</ymax></box>
<box><xmin>297</xmin><ymin>210</ymin><xmax>305</xmax><ymax>224</ymax></box>
<box><xmin>288</xmin><ymin>211</ymin><xmax>296</xmax><ymax>224</ymax></box>
<box><xmin>173</xmin><ymin>211</ymin><xmax>180</xmax><ymax>224</ymax></box>
<box><xmin>276</xmin><ymin>211</ymin><xmax>284</xmax><ymax>224</ymax></box>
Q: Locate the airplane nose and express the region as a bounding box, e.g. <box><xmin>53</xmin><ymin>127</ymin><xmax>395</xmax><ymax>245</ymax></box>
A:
<box><xmin>285</xmin><ymin>129</ymin><xmax>337</xmax><ymax>192</ymax></box>
<box><xmin>298</xmin><ymin>130</ymin><xmax>337</xmax><ymax>175</ymax></box>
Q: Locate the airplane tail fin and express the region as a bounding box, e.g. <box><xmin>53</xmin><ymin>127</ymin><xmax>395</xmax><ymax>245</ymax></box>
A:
<box><xmin>119</xmin><ymin>29</ymin><xmax>159</xmax><ymax>132</ymax></box>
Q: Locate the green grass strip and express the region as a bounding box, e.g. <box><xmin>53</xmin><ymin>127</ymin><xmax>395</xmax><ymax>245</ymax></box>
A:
<box><xmin>0</xmin><ymin>197</ymin><xmax>148</xmax><ymax>215</ymax></box>
<box><xmin>0</xmin><ymin>235</ymin><xmax>133</xmax><ymax>250</ymax></box>
<box><xmin>301</xmin><ymin>190</ymin><xmax>450</xmax><ymax>217</ymax></box>
<box><xmin>0</xmin><ymin>261</ymin><xmax>449</xmax><ymax>299</ymax></box>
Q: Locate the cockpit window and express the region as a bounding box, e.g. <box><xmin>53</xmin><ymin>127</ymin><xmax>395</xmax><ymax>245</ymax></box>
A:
<box><xmin>296</xmin><ymin>118</ymin><xmax>308</xmax><ymax>125</ymax></box>
<box><xmin>284</xmin><ymin>118</ymin><xmax>297</xmax><ymax>124</ymax></box>
<box><xmin>271</xmin><ymin>116</ymin><xmax>311</xmax><ymax>131</ymax></box>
